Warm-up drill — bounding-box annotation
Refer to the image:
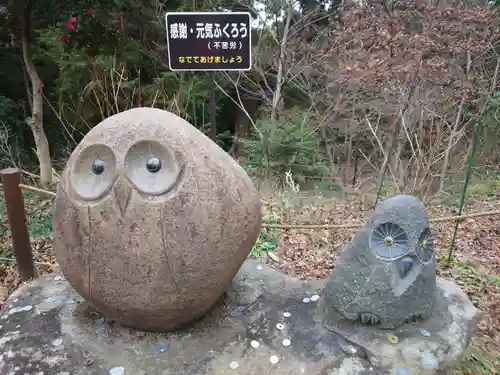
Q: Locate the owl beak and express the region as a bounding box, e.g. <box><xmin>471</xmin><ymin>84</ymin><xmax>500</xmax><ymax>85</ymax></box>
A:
<box><xmin>396</xmin><ymin>256</ymin><xmax>414</xmax><ymax>278</ymax></box>
<box><xmin>114</xmin><ymin>177</ymin><xmax>132</xmax><ymax>215</ymax></box>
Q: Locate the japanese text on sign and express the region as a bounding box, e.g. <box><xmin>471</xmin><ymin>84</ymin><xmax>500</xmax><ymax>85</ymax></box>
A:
<box><xmin>169</xmin><ymin>22</ymin><xmax>248</xmax><ymax>40</ymax></box>
<box><xmin>165</xmin><ymin>12</ymin><xmax>252</xmax><ymax>71</ymax></box>
<box><xmin>177</xmin><ymin>55</ymin><xmax>244</xmax><ymax>64</ymax></box>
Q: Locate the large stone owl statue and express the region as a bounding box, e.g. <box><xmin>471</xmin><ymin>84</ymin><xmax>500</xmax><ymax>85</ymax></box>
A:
<box><xmin>323</xmin><ymin>195</ymin><xmax>436</xmax><ymax>329</ymax></box>
<box><xmin>53</xmin><ymin>108</ymin><xmax>261</xmax><ymax>331</ymax></box>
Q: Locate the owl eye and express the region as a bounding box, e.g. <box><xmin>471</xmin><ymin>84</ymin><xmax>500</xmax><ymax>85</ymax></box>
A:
<box><xmin>369</xmin><ymin>222</ymin><xmax>409</xmax><ymax>260</ymax></box>
<box><xmin>146</xmin><ymin>157</ymin><xmax>162</xmax><ymax>173</ymax></box>
<box><xmin>124</xmin><ymin>140</ymin><xmax>181</xmax><ymax>195</ymax></box>
<box><xmin>70</xmin><ymin>144</ymin><xmax>117</xmax><ymax>201</ymax></box>
<box><xmin>416</xmin><ymin>227</ymin><xmax>435</xmax><ymax>263</ymax></box>
<box><xmin>92</xmin><ymin>159</ymin><xmax>106</xmax><ymax>175</ymax></box>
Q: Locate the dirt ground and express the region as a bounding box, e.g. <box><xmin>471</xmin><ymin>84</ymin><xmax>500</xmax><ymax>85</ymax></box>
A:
<box><xmin>0</xmin><ymin>186</ymin><xmax>499</xmax><ymax>374</ymax></box>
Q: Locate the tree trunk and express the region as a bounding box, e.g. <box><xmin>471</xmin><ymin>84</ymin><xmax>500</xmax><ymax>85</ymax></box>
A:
<box><xmin>270</xmin><ymin>0</ymin><xmax>293</xmax><ymax>122</ymax></box>
<box><xmin>22</xmin><ymin>3</ymin><xmax>52</xmax><ymax>188</ymax></box>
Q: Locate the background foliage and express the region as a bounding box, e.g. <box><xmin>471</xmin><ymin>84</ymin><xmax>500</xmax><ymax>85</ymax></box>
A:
<box><xmin>0</xmin><ymin>0</ymin><xmax>498</xmax><ymax>189</ymax></box>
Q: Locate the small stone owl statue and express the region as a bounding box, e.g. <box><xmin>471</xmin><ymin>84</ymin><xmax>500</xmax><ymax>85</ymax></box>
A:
<box><xmin>323</xmin><ymin>195</ymin><xmax>436</xmax><ymax>329</ymax></box>
<box><xmin>52</xmin><ymin>108</ymin><xmax>261</xmax><ymax>332</ymax></box>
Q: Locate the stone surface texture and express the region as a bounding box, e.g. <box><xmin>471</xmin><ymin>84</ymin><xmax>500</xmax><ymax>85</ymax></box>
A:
<box><xmin>0</xmin><ymin>261</ymin><xmax>481</xmax><ymax>375</ymax></box>
<box><xmin>324</xmin><ymin>195</ymin><xmax>437</xmax><ymax>329</ymax></box>
<box><xmin>52</xmin><ymin>107</ymin><xmax>262</xmax><ymax>331</ymax></box>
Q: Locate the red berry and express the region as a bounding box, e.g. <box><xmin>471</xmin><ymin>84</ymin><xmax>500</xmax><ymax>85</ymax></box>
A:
<box><xmin>3</xmin><ymin>20</ymin><xmax>8</xmax><ymax>25</ymax></box>
<box><xmin>66</xmin><ymin>16</ymin><xmax>78</xmax><ymax>31</ymax></box>
<box><xmin>87</xmin><ymin>9</ymin><xmax>93</xmax><ymax>15</ymax></box>
<box><xmin>61</xmin><ymin>34</ymin><xmax>69</xmax><ymax>41</ymax></box>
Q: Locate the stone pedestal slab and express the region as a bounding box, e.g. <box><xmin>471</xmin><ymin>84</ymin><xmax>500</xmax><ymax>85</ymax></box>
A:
<box><xmin>0</xmin><ymin>261</ymin><xmax>480</xmax><ymax>375</ymax></box>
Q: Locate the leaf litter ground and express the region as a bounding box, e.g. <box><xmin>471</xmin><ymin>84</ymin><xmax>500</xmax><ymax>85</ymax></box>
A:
<box><xmin>0</xmin><ymin>189</ymin><xmax>499</xmax><ymax>374</ymax></box>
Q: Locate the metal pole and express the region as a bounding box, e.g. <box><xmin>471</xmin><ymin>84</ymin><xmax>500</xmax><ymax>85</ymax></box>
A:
<box><xmin>0</xmin><ymin>168</ymin><xmax>36</xmax><ymax>281</ymax></box>
<box><xmin>209</xmin><ymin>71</ymin><xmax>217</xmax><ymax>142</ymax></box>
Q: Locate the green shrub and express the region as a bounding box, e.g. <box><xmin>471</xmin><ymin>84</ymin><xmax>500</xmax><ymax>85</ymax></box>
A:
<box><xmin>240</xmin><ymin>111</ymin><xmax>329</xmax><ymax>184</ymax></box>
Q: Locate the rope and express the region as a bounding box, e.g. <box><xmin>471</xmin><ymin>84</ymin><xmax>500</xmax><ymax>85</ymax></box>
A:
<box><xmin>0</xmin><ymin>183</ymin><xmax>57</xmax><ymax>197</ymax></box>
<box><xmin>261</xmin><ymin>209</ymin><xmax>500</xmax><ymax>229</ymax></box>
<box><xmin>1</xmin><ymin>182</ymin><xmax>499</xmax><ymax>228</ymax></box>
<box><xmin>19</xmin><ymin>184</ymin><xmax>56</xmax><ymax>197</ymax></box>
